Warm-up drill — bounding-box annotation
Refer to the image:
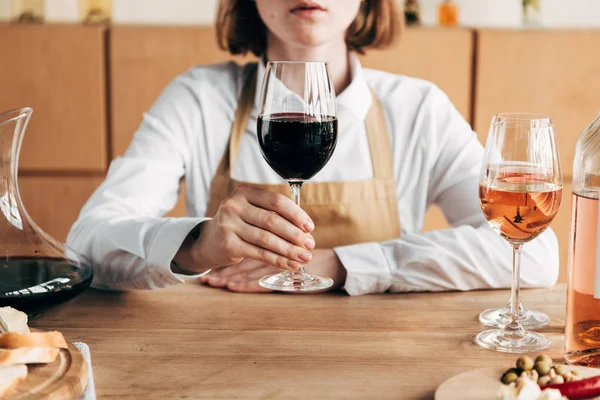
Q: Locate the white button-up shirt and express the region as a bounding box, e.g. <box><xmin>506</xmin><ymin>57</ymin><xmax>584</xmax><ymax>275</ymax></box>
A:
<box><xmin>67</xmin><ymin>55</ymin><xmax>559</xmax><ymax>295</ymax></box>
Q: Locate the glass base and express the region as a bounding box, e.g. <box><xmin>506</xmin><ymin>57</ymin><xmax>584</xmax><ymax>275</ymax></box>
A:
<box><xmin>479</xmin><ymin>306</ymin><xmax>549</xmax><ymax>329</ymax></box>
<box><xmin>259</xmin><ymin>270</ymin><xmax>333</xmax><ymax>292</ymax></box>
<box><xmin>475</xmin><ymin>328</ymin><xmax>551</xmax><ymax>353</ymax></box>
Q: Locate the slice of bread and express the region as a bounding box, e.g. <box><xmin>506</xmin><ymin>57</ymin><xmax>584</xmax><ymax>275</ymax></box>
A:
<box><xmin>0</xmin><ymin>347</ymin><xmax>59</xmax><ymax>367</ymax></box>
<box><xmin>0</xmin><ymin>364</ymin><xmax>28</xmax><ymax>399</ymax></box>
<box><xmin>0</xmin><ymin>308</ymin><xmax>29</xmax><ymax>334</ymax></box>
<box><xmin>0</xmin><ymin>332</ymin><xmax>67</xmax><ymax>349</ymax></box>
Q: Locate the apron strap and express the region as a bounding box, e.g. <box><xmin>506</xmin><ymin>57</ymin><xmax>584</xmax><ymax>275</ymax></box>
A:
<box><xmin>216</xmin><ymin>63</ymin><xmax>394</xmax><ymax>181</ymax></box>
<box><xmin>364</xmin><ymin>90</ymin><xmax>394</xmax><ymax>180</ymax></box>
<box><xmin>214</xmin><ymin>63</ymin><xmax>258</xmax><ymax>176</ymax></box>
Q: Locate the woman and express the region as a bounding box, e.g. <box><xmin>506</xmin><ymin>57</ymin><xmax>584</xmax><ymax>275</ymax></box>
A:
<box><xmin>67</xmin><ymin>0</ymin><xmax>559</xmax><ymax>294</ymax></box>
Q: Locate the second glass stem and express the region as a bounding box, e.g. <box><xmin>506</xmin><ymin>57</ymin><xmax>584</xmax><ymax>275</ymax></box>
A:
<box><xmin>290</xmin><ymin>183</ymin><xmax>306</xmax><ymax>274</ymax></box>
<box><xmin>506</xmin><ymin>243</ymin><xmax>525</xmax><ymax>336</ymax></box>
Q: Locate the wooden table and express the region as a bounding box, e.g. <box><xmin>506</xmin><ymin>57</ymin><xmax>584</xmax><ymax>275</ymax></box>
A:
<box><xmin>31</xmin><ymin>283</ymin><xmax>569</xmax><ymax>399</ymax></box>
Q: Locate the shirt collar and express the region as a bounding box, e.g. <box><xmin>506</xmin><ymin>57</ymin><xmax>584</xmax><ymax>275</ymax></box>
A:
<box><xmin>336</xmin><ymin>53</ymin><xmax>372</xmax><ymax>121</ymax></box>
<box><xmin>253</xmin><ymin>53</ymin><xmax>372</xmax><ymax>121</ymax></box>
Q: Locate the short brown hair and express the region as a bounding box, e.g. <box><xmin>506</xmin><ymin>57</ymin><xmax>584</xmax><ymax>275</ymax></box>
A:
<box><xmin>216</xmin><ymin>0</ymin><xmax>403</xmax><ymax>56</ymax></box>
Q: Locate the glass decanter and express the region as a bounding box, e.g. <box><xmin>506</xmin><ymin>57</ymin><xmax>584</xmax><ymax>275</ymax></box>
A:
<box><xmin>0</xmin><ymin>108</ymin><xmax>93</xmax><ymax>316</ymax></box>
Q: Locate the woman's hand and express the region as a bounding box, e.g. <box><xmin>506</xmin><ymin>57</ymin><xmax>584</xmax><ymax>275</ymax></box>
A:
<box><xmin>198</xmin><ymin>249</ymin><xmax>347</xmax><ymax>293</ymax></box>
<box><xmin>174</xmin><ymin>185</ymin><xmax>315</xmax><ymax>274</ymax></box>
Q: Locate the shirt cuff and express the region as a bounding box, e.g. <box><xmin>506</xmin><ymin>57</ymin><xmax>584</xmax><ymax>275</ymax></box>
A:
<box><xmin>146</xmin><ymin>217</ymin><xmax>210</xmax><ymax>285</ymax></box>
<box><xmin>334</xmin><ymin>242</ymin><xmax>392</xmax><ymax>296</ymax></box>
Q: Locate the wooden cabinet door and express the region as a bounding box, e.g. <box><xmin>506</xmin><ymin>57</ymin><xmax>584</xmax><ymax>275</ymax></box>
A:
<box><xmin>0</xmin><ymin>25</ymin><xmax>108</xmax><ymax>172</ymax></box>
<box><xmin>360</xmin><ymin>28</ymin><xmax>474</xmax><ymax>122</ymax></box>
<box><xmin>19</xmin><ymin>176</ymin><xmax>103</xmax><ymax>241</ymax></box>
<box><xmin>475</xmin><ymin>30</ymin><xmax>600</xmax><ymax>178</ymax></box>
<box><xmin>109</xmin><ymin>26</ymin><xmax>254</xmax><ymax>158</ymax></box>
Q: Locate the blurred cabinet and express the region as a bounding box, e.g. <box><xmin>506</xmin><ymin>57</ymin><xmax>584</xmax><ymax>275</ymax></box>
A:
<box><xmin>474</xmin><ymin>30</ymin><xmax>600</xmax><ymax>178</ymax></box>
<box><xmin>109</xmin><ymin>26</ymin><xmax>254</xmax><ymax>158</ymax></box>
<box><xmin>360</xmin><ymin>28</ymin><xmax>474</xmax><ymax>122</ymax></box>
<box><xmin>423</xmin><ymin>206</ymin><xmax>449</xmax><ymax>232</ymax></box>
<box><xmin>0</xmin><ymin>24</ymin><xmax>107</xmax><ymax>172</ymax></box>
<box><xmin>19</xmin><ymin>176</ymin><xmax>103</xmax><ymax>241</ymax></box>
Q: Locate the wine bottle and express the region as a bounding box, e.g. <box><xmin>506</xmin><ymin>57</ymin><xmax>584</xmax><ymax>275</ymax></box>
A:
<box><xmin>437</xmin><ymin>0</ymin><xmax>459</xmax><ymax>28</ymax></box>
<box><xmin>566</xmin><ymin>113</ymin><xmax>600</xmax><ymax>366</ymax></box>
<box><xmin>11</xmin><ymin>0</ymin><xmax>44</xmax><ymax>23</ymax></box>
<box><xmin>79</xmin><ymin>0</ymin><xmax>111</xmax><ymax>24</ymax></box>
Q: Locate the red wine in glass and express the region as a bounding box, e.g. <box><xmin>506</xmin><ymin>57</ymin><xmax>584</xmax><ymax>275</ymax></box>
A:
<box><xmin>256</xmin><ymin>60</ymin><xmax>337</xmax><ymax>292</ymax></box>
<box><xmin>257</xmin><ymin>113</ymin><xmax>338</xmax><ymax>181</ymax></box>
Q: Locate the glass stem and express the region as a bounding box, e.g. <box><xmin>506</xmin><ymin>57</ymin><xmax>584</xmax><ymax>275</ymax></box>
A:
<box><xmin>505</xmin><ymin>243</ymin><xmax>525</xmax><ymax>337</ymax></box>
<box><xmin>289</xmin><ymin>183</ymin><xmax>305</xmax><ymax>274</ymax></box>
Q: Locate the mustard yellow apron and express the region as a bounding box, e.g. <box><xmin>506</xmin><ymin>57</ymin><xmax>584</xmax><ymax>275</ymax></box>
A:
<box><xmin>206</xmin><ymin>63</ymin><xmax>400</xmax><ymax>248</ymax></box>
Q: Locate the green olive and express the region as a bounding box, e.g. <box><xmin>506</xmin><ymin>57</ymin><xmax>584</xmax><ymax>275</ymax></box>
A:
<box><xmin>534</xmin><ymin>361</ymin><xmax>552</xmax><ymax>376</ymax></box>
<box><xmin>538</xmin><ymin>375</ymin><xmax>552</xmax><ymax>386</ymax></box>
<box><xmin>516</xmin><ymin>356</ymin><xmax>534</xmax><ymax>371</ymax></box>
<box><xmin>502</xmin><ymin>371</ymin><xmax>519</xmax><ymax>384</ymax></box>
<box><xmin>535</xmin><ymin>354</ymin><xmax>553</xmax><ymax>367</ymax></box>
<box><xmin>553</xmin><ymin>364</ymin><xmax>569</xmax><ymax>376</ymax></box>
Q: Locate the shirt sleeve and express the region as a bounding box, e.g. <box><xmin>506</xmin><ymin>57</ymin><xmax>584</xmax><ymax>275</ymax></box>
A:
<box><xmin>336</xmin><ymin>86</ymin><xmax>560</xmax><ymax>296</ymax></box>
<box><xmin>66</xmin><ymin>78</ymin><xmax>209</xmax><ymax>291</ymax></box>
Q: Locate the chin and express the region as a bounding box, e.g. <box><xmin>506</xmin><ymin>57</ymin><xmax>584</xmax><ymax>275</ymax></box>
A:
<box><xmin>288</xmin><ymin>31</ymin><xmax>332</xmax><ymax>50</ymax></box>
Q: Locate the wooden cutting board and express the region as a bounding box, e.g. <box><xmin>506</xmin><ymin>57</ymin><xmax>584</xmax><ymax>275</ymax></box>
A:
<box><xmin>435</xmin><ymin>366</ymin><xmax>600</xmax><ymax>400</ymax></box>
<box><xmin>6</xmin><ymin>330</ymin><xmax>88</xmax><ymax>400</ymax></box>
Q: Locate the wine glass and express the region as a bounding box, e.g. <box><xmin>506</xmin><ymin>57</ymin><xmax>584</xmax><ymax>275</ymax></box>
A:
<box><xmin>256</xmin><ymin>61</ymin><xmax>337</xmax><ymax>292</ymax></box>
<box><xmin>478</xmin><ymin>113</ymin><xmax>552</xmax><ymax>330</ymax></box>
<box><xmin>476</xmin><ymin>113</ymin><xmax>562</xmax><ymax>353</ymax></box>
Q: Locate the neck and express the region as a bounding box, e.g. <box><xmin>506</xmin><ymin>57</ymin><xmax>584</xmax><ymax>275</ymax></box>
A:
<box><xmin>265</xmin><ymin>35</ymin><xmax>352</xmax><ymax>94</ymax></box>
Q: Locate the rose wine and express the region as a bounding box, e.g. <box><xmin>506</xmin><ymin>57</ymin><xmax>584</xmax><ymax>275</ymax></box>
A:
<box><xmin>480</xmin><ymin>174</ymin><xmax>562</xmax><ymax>242</ymax></box>
<box><xmin>257</xmin><ymin>113</ymin><xmax>337</xmax><ymax>181</ymax></box>
<box><xmin>566</xmin><ymin>190</ymin><xmax>600</xmax><ymax>366</ymax></box>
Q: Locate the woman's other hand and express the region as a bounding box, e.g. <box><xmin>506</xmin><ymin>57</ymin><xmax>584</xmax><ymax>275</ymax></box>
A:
<box><xmin>198</xmin><ymin>249</ymin><xmax>347</xmax><ymax>293</ymax></box>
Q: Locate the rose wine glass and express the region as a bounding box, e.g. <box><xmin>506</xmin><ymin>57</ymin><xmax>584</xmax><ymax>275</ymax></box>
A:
<box><xmin>478</xmin><ymin>113</ymin><xmax>552</xmax><ymax>330</ymax></box>
<box><xmin>476</xmin><ymin>113</ymin><xmax>562</xmax><ymax>353</ymax></box>
<box><xmin>256</xmin><ymin>61</ymin><xmax>337</xmax><ymax>292</ymax></box>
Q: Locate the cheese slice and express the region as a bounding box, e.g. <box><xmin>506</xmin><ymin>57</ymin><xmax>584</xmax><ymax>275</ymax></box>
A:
<box><xmin>0</xmin><ymin>307</ymin><xmax>29</xmax><ymax>334</ymax></box>
<box><xmin>517</xmin><ymin>378</ymin><xmax>542</xmax><ymax>400</ymax></box>
<box><xmin>536</xmin><ymin>389</ymin><xmax>565</xmax><ymax>400</ymax></box>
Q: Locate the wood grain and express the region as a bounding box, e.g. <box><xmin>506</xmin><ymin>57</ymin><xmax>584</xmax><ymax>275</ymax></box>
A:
<box><xmin>0</xmin><ymin>24</ymin><xmax>107</xmax><ymax>172</ymax></box>
<box><xmin>9</xmin><ymin>335</ymin><xmax>88</xmax><ymax>400</ymax></box>
<box><xmin>360</xmin><ymin>27</ymin><xmax>474</xmax><ymax>122</ymax></box>
<box><xmin>32</xmin><ymin>283</ymin><xmax>569</xmax><ymax>399</ymax></box>
<box><xmin>474</xmin><ymin>29</ymin><xmax>600</xmax><ymax>178</ymax></box>
<box><xmin>109</xmin><ymin>25</ymin><xmax>254</xmax><ymax>158</ymax></box>
<box><xmin>18</xmin><ymin>176</ymin><xmax>103</xmax><ymax>241</ymax></box>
